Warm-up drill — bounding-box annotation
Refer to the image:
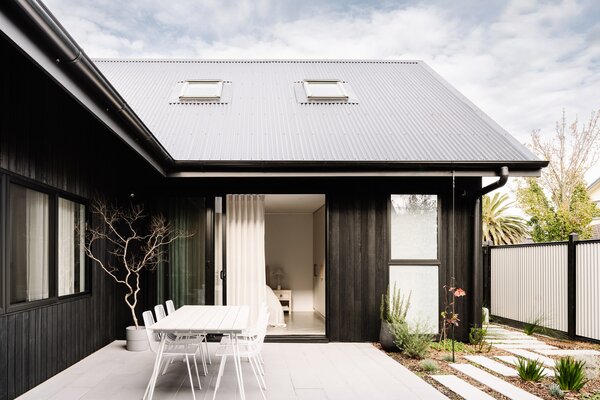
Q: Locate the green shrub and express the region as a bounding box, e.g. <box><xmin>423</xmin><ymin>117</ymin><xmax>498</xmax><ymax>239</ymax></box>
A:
<box><xmin>469</xmin><ymin>327</ymin><xmax>492</xmax><ymax>353</ymax></box>
<box><xmin>548</xmin><ymin>383</ymin><xmax>564</xmax><ymax>398</ymax></box>
<box><xmin>380</xmin><ymin>284</ymin><xmax>411</xmax><ymax>324</ymax></box>
<box><xmin>431</xmin><ymin>339</ymin><xmax>466</xmax><ymax>353</ymax></box>
<box><xmin>523</xmin><ymin>316</ymin><xmax>545</xmax><ymax>335</ymax></box>
<box><xmin>420</xmin><ymin>359</ymin><xmax>439</xmax><ymax>373</ymax></box>
<box><xmin>441</xmin><ymin>353</ymin><xmax>454</xmax><ymax>362</ymax></box>
<box><xmin>391</xmin><ymin>320</ymin><xmax>433</xmax><ymax>359</ymax></box>
<box><xmin>555</xmin><ymin>356</ymin><xmax>587</xmax><ymax>391</ymax></box>
<box><xmin>515</xmin><ymin>357</ymin><xmax>546</xmax><ymax>382</ymax></box>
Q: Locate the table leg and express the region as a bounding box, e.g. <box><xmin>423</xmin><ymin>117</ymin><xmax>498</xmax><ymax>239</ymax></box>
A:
<box><xmin>231</xmin><ymin>334</ymin><xmax>246</xmax><ymax>400</ymax></box>
<box><xmin>144</xmin><ymin>335</ymin><xmax>166</xmax><ymax>400</ymax></box>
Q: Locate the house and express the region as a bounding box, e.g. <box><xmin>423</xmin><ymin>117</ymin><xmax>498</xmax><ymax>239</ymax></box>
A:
<box><xmin>587</xmin><ymin>177</ymin><xmax>600</xmax><ymax>239</ymax></box>
<box><xmin>0</xmin><ymin>2</ymin><xmax>547</xmax><ymax>399</ymax></box>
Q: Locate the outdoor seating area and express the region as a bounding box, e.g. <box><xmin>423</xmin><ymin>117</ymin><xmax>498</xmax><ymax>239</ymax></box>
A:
<box><xmin>16</xmin><ymin>340</ymin><xmax>447</xmax><ymax>400</ymax></box>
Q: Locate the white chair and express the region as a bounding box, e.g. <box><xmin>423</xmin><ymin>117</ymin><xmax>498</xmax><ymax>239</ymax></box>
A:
<box><xmin>142</xmin><ymin>311</ymin><xmax>202</xmax><ymax>400</ymax></box>
<box><xmin>213</xmin><ymin>309</ymin><xmax>269</xmax><ymax>400</ymax></box>
<box><xmin>158</xmin><ymin>302</ymin><xmax>211</xmax><ymax>372</ymax></box>
<box><xmin>165</xmin><ymin>299</ymin><xmax>176</xmax><ymax>315</ymax></box>
<box><xmin>154</xmin><ymin>304</ymin><xmax>167</xmax><ymax>321</ymax></box>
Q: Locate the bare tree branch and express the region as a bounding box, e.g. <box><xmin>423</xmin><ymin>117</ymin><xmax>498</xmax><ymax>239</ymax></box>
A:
<box><xmin>83</xmin><ymin>199</ymin><xmax>192</xmax><ymax>329</ymax></box>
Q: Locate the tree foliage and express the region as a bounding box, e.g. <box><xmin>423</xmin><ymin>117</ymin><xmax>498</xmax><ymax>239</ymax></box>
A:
<box><xmin>482</xmin><ymin>192</ymin><xmax>528</xmax><ymax>245</ymax></box>
<box><xmin>517</xmin><ymin>110</ymin><xmax>600</xmax><ymax>242</ymax></box>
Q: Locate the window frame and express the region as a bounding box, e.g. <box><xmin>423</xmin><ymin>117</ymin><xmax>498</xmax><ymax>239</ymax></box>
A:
<box><xmin>1</xmin><ymin>171</ymin><xmax>91</xmax><ymax>314</ymax></box>
<box><xmin>387</xmin><ymin>193</ymin><xmax>442</xmax><ymax>266</ymax></box>
<box><xmin>56</xmin><ymin>195</ymin><xmax>91</xmax><ymax>300</ymax></box>
<box><xmin>179</xmin><ymin>79</ymin><xmax>224</xmax><ymax>101</ymax></box>
<box><xmin>303</xmin><ymin>79</ymin><xmax>349</xmax><ymax>100</ymax></box>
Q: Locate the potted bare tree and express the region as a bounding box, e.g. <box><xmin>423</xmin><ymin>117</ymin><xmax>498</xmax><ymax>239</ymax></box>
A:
<box><xmin>84</xmin><ymin>200</ymin><xmax>190</xmax><ymax>351</ymax></box>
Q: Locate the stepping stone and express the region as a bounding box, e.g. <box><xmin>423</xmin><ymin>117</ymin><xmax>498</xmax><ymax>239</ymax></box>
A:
<box><xmin>501</xmin><ymin>349</ymin><xmax>556</xmax><ymax>368</ymax></box>
<box><xmin>535</xmin><ymin>349</ymin><xmax>600</xmax><ymax>356</ymax></box>
<box><xmin>494</xmin><ymin>343</ymin><xmax>557</xmax><ymax>350</ymax></box>
<box><xmin>487</xmin><ymin>339</ymin><xmax>542</xmax><ymax>344</ymax></box>
<box><xmin>432</xmin><ymin>375</ymin><xmax>496</xmax><ymax>400</ymax></box>
<box><xmin>450</xmin><ymin>363</ymin><xmax>542</xmax><ymax>400</ymax></box>
<box><xmin>465</xmin><ymin>356</ymin><xmax>518</xmax><ymax>377</ymax></box>
<box><xmin>495</xmin><ymin>356</ymin><xmax>555</xmax><ymax>377</ymax></box>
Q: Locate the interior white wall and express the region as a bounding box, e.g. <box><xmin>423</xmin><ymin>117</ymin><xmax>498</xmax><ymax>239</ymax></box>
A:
<box><xmin>313</xmin><ymin>206</ymin><xmax>326</xmax><ymax>317</ymax></box>
<box><xmin>265</xmin><ymin>213</ymin><xmax>314</xmax><ymax>312</ymax></box>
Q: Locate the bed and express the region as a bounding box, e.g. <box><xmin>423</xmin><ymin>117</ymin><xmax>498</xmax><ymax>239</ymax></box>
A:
<box><xmin>265</xmin><ymin>285</ymin><xmax>286</xmax><ymax>327</ymax></box>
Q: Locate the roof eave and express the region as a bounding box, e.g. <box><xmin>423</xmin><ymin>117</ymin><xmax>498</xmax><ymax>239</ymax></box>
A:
<box><xmin>167</xmin><ymin>160</ymin><xmax>548</xmax><ymax>178</ymax></box>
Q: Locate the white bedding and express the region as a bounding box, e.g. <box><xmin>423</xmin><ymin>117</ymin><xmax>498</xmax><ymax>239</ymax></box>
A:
<box><xmin>265</xmin><ymin>285</ymin><xmax>286</xmax><ymax>327</ymax></box>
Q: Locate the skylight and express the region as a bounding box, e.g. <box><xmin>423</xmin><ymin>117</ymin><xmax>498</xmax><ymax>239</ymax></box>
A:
<box><xmin>179</xmin><ymin>80</ymin><xmax>223</xmax><ymax>101</ymax></box>
<box><xmin>303</xmin><ymin>80</ymin><xmax>348</xmax><ymax>100</ymax></box>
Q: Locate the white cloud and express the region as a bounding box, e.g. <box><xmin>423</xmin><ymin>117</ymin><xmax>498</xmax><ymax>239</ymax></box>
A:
<box><xmin>45</xmin><ymin>0</ymin><xmax>600</xmax><ymax>178</ymax></box>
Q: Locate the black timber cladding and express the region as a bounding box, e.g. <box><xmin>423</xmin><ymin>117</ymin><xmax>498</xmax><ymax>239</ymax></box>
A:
<box><xmin>0</xmin><ymin>32</ymin><xmax>161</xmax><ymax>400</ymax></box>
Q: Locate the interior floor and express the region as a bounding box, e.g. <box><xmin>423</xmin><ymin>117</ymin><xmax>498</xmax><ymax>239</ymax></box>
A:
<box><xmin>267</xmin><ymin>311</ymin><xmax>326</xmax><ymax>335</ymax></box>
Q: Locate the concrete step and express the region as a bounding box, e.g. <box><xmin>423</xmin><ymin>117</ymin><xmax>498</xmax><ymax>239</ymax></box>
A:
<box><xmin>535</xmin><ymin>349</ymin><xmax>600</xmax><ymax>356</ymax></box>
<box><xmin>500</xmin><ymin>349</ymin><xmax>556</xmax><ymax>368</ymax></box>
<box><xmin>464</xmin><ymin>356</ymin><xmax>518</xmax><ymax>377</ymax></box>
<box><xmin>431</xmin><ymin>375</ymin><xmax>496</xmax><ymax>400</ymax></box>
<box><xmin>493</xmin><ymin>344</ymin><xmax>557</xmax><ymax>350</ymax></box>
<box><xmin>450</xmin><ymin>363</ymin><xmax>542</xmax><ymax>400</ymax></box>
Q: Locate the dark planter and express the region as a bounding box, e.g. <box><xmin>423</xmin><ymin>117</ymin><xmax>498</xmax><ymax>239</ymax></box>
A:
<box><xmin>379</xmin><ymin>321</ymin><xmax>399</xmax><ymax>352</ymax></box>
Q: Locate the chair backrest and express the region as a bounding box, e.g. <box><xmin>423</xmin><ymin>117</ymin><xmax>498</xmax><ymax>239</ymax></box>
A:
<box><xmin>142</xmin><ymin>310</ymin><xmax>160</xmax><ymax>353</ymax></box>
<box><xmin>165</xmin><ymin>300</ymin><xmax>176</xmax><ymax>315</ymax></box>
<box><xmin>154</xmin><ymin>304</ymin><xmax>167</xmax><ymax>321</ymax></box>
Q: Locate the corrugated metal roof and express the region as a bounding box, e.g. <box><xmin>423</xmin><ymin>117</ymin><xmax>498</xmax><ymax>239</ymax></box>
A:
<box><xmin>93</xmin><ymin>59</ymin><xmax>539</xmax><ymax>163</ymax></box>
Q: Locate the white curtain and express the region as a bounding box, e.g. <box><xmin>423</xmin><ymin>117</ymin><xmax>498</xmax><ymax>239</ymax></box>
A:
<box><xmin>58</xmin><ymin>198</ymin><xmax>76</xmax><ymax>296</ymax></box>
<box><xmin>26</xmin><ymin>190</ymin><xmax>49</xmax><ymax>301</ymax></box>
<box><xmin>226</xmin><ymin>194</ymin><xmax>266</xmax><ymax>324</ymax></box>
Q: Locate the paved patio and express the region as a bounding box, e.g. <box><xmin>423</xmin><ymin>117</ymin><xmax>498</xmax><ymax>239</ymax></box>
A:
<box><xmin>17</xmin><ymin>341</ymin><xmax>447</xmax><ymax>400</ymax></box>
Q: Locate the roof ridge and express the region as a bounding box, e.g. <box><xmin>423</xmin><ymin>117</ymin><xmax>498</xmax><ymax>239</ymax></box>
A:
<box><xmin>92</xmin><ymin>58</ymin><xmax>422</xmax><ymax>64</ymax></box>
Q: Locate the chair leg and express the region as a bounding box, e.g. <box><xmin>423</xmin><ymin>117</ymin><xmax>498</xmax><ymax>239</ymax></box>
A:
<box><xmin>204</xmin><ymin>335</ymin><xmax>212</xmax><ymax>364</ymax></box>
<box><xmin>161</xmin><ymin>356</ymin><xmax>171</xmax><ymax>376</ymax></box>
<box><xmin>212</xmin><ymin>356</ymin><xmax>227</xmax><ymax>400</ymax></box>
<box><xmin>192</xmin><ymin>354</ymin><xmax>202</xmax><ymax>389</ymax></box>
<box><xmin>248</xmin><ymin>355</ymin><xmax>267</xmax><ymax>400</ymax></box>
<box><xmin>185</xmin><ymin>355</ymin><xmax>197</xmax><ymax>400</ymax></box>
<box><xmin>200</xmin><ymin>344</ymin><xmax>208</xmax><ymax>376</ymax></box>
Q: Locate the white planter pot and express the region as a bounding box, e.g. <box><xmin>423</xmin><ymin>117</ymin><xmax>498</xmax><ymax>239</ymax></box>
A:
<box><xmin>126</xmin><ymin>326</ymin><xmax>148</xmax><ymax>351</ymax></box>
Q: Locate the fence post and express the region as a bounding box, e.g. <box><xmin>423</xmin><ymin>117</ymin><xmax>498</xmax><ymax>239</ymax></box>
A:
<box><xmin>567</xmin><ymin>233</ymin><xmax>578</xmax><ymax>339</ymax></box>
<box><xmin>482</xmin><ymin>241</ymin><xmax>492</xmax><ymax>311</ymax></box>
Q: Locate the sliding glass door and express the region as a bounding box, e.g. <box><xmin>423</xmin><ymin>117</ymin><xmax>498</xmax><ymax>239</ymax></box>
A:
<box><xmin>158</xmin><ymin>197</ymin><xmax>208</xmax><ymax>308</ymax></box>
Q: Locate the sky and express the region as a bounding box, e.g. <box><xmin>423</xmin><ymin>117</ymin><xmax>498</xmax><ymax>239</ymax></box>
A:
<box><xmin>45</xmin><ymin>0</ymin><xmax>600</xmax><ymax>183</ymax></box>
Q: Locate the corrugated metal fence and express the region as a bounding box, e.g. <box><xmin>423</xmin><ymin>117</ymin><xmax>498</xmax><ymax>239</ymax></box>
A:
<box><xmin>487</xmin><ymin>236</ymin><xmax>600</xmax><ymax>342</ymax></box>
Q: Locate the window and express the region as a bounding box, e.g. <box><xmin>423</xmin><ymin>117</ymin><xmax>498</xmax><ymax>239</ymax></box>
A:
<box><xmin>179</xmin><ymin>80</ymin><xmax>223</xmax><ymax>101</ymax></box>
<box><xmin>388</xmin><ymin>194</ymin><xmax>439</xmax><ymax>333</ymax></box>
<box><xmin>390</xmin><ymin>195</ymin><xmax>438</xmax><ymax>260</ymax></box>
<box><xmin>9</xmin><ymin>184</ymin><xmax>50</xmax><ymax>304</ymax></box>
<box><xmin>58</xmin><ymin>198</ymin><xmax>86</xmax><ymax>296</ymax></box>
<box><xmin>303</xmin><ymin>80</ymin><xmax>348</xmax><ymax>100</ymax></box>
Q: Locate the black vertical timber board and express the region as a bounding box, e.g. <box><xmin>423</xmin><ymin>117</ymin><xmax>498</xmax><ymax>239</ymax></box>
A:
<box><xmin>7</xmin><ymin>315</ymin><xmax>14</xmax><ymax>400</ymax></box>
<box><xmin>0</xmin><ymin>317</ymin><xmax>7</xmax><ymax>400</ymax></box>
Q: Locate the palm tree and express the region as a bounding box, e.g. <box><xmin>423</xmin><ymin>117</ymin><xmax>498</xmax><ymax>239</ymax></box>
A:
<box><xmin>483</xmin><ymin>193</ymin><xmax>528</xmax><ymax>245</ymax></box>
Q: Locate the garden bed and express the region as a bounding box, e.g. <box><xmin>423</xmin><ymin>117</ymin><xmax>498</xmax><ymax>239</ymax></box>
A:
<box><xmin>377</xmin><ymin>324</ymin><xmax>600</xmax><ymax>399</ymax></box>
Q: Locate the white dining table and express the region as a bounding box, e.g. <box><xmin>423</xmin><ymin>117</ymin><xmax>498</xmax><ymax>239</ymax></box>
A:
<box><xmin>144</xmin><ymin>305</ymin><xmax>250</xmax><ymax>400</ymax></box>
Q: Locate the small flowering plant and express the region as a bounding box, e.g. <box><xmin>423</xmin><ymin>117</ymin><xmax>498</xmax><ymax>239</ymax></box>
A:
<box><xmin>440</xmin><ymin>278</ymin><xmax>466</xmax><ymax>361</ymax></box>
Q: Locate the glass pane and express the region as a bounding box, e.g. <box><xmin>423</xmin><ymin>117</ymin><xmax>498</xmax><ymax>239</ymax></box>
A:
<box><xmin>181</xmin><ymin>81</ymin><xmax>222</xmax><ymax>99</ymax></box>
<box><xmin>161</xmin><ymin>197</ymin><xmax>206</xmax><ymax>308</ymax></box>
<box><xmin>389</xmin><ymin>265</ymin><xmax>439</xmax><ymax>333</ymax></box>
<box><xmin>305</xmin><ymin>81</ymin><xmax>347</xmax><ymax>98</ymax></box>
<box><xmin>390</xmin><ymin>194</ymin><xmax>438</xmax><ymax>259</ymax></box>
<box><xmin>9</xmin><ymin>184</ymin><xmax>50</xmax><ymax>303</ymax></box>
<box><xmin>58</xmin><ymin>198</ymin><xmax>86</xmax><ymax>296</ymax></box>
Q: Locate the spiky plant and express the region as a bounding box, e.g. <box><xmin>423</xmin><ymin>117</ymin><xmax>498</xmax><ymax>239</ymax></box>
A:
<box><xmin>482</xmin><ymin>192</ymin><xmax>528</xmax><ymax>245</ymax></box>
